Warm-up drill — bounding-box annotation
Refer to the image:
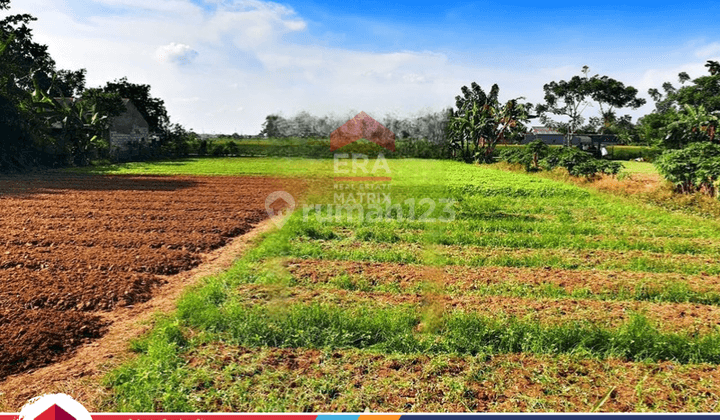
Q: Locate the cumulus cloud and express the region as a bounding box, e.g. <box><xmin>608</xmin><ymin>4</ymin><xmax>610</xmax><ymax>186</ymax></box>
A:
<box><xmin>155</xmin><ymin>42</ymin><xmax>199</xmax><ymax>65</ymax></box>
<box><xmin>11</xmin><ymin>0</ymin><xmax>720</xmax><ymax>134</ymax></box>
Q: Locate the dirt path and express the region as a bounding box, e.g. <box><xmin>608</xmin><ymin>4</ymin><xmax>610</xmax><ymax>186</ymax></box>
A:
<box><xmin>0</xmin><ymin>216</ymin><xmax>281</xmax><ymax>412</ymax></box>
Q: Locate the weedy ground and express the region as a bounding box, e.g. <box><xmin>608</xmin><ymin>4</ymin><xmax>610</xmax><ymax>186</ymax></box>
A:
<box><xmin>89</xmin><ymin>157</ymin><xmax>720</xmax><ymax>412</ymax></box>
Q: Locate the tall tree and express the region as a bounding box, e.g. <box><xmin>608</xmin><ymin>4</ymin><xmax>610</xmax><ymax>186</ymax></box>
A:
<box><xmin>673</xmin><ymin>61</ymin><xmax>720</xmax><ymax>112</ymax></box>
<box><xmin>641</xmin><ymin>61</ymin><xmax>720</xmax><ymax>147</ymax></box>
<box><xmin>102</xmin><ymin>77</ymin><xmax>169</xmax><ymax>135</ymax></box>
<box><xmin>536</xmin><ymin>66</ymin><xmax>645</xmax><ymax>145</ymax></box>
<box><xmin>0</xmin><ymin>0</ymin><xmax>54</xmax><ymax>92</ymax></box>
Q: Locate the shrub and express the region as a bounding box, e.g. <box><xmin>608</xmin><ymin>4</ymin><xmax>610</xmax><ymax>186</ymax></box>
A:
<box><xmin>499</xmin><ymin>142</ymin><xmax>623</xmax><ymax>178</ymax></box>
<box><xmin>498</xmin><ymin>141</ymin><xmax>551</xmax><ymax>172</ymax></box>
<box><xmin>654</xmin><ymin>142</ymin><xmax>720</xmax><ymax>196</ymax></box>
<box><xmin>541</xmin><ymin>147</ymin><xmax>622</xmax><ymax>178</ymax></box>
<box><xmin>225</xmin><ymin>140</ymin><xmax>239</xmax><ymax>155</ymax></box>
<box><xmin>210</xmin><ymin>142</ymin><xmax>227</xmax><ymax>156</ymax></box>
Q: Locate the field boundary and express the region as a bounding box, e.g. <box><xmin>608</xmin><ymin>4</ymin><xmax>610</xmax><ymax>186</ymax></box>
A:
<box><xmin>0</xmin><ymin>215</ymin><xmax>283</xmax><ymax>412</ymax></box>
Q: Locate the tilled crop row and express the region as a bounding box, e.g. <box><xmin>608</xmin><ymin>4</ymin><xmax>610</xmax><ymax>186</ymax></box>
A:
<box><xmin>2</xmin><ymin>199</ymin><xmax>260</xmax><ymax>215</ymax></box>
<box><xmin>231</xmin><ymin>283</ymin><xmax>720</xmax><ymax>334</ymax></box>
<box><xmin>0</xmin><ymin>214</ymin><xmax>264</xmax><ymax>237</ymax></box>
<box><xmin>0</xmin><ymin>244</ymin><xmax>201</xmax><ymax>274</ymax></box>
<box><xmin>1</xmin><ymin>268</ymin><xmax>163</xmax><ymax>310</ymax></box>
<box><xmin>284</xmin><ymin>259</ymin><xmax>720</xmax><ymax>297</ymax></box>
<box><xmin>2</xmin><ymin>230</ymin><xmax>232</xmax><ymax>251</ymax></box>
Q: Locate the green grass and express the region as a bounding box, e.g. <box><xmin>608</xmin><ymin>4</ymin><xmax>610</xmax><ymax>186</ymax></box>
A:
<box><xmin>105</xmin><ymin>300</ymin><xmax>720</xmax><ymax>411</ymax></box>
<box><xmin>267</xmin><ymin>259</ymin><xmax>720</xmax><ymax>307</ymax></box>
<box><xmin>70</xmin><ymin>157</ymin><xmax>337</xmax><ymax>177</ymax></box>
<box><xmin>170</xmin><ymin>300</ymin><xmax>720</xmax><ymax>362</ymax></box>
<box><xmin>99</xmin><ymin>156</ymin><xmax>720</xmax><ymax>412</ymax></box>
<box><xmin>620</xmin><ymin>160</ymin><xmax>659</xmax><ymax>175</ymax></box>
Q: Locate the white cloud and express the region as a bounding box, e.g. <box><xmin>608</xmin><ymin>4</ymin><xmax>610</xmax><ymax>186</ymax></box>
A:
<box><xmin>8</xmin><ymin>0</ymin><xmax>720</xmax><ymax>134</ymax></box>
<box><xmin>156</xmin><ymin>42</ymin><xmax>199</xmax><ymax>65</ymax></box>
<box><xmin>695</xmin><ymin>42</ymin><xmax>720</xmax><ymax>59</ymax></box>
<box><xmin>92</xmin><ymin>0</ymin><xmax>199</xmax><ymax>14</ymax></box>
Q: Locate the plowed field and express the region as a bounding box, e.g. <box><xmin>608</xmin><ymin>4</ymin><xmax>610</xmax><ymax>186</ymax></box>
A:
<box><xmin>0</xmin><ymin>173</ymin><xmax>299</xmax><ymax>379</ymax></box>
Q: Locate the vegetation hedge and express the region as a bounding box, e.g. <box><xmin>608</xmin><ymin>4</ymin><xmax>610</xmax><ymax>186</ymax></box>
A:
<box><xmin>199</xmin><ymin>137</ymin><xmax>450</xmax><ymax>159</ymax></box>
<box><xmin>605</xmin><ymin>145</ymin><xmax>661</xmax><ymax>161</ymax></box>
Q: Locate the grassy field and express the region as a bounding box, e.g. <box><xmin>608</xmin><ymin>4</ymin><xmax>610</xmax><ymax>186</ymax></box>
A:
<box><xmin>619</xmin><ymin>161</ymin><xmax>659</xmax><ymax>176</ymax></box>
<box><xmin>91</xmin><ymin>157</ymin><xmax>720</xmax><ymax>412</ymax></box>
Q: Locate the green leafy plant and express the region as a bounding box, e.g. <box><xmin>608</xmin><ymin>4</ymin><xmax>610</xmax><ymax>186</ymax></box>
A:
<box><xmin>447</xmin><ymin>83</ymin><xmax>530</xmax><ymax>163</ymax></box>
<box><xmin>660</xmin><ymin>104</ymin><xmax>719</xmax><ymax>149</ymax></box>
<box><xmin>498</xmin><ymin>141</ymin><xmax>552</xmax><ymax>171</ymax></box>
<box><xmin>654</xmin><ymin>142</ymin><xmax>720</xmax><ymax>196</ymax></box>
<box><xmin>541</xmin><ymin>147</ymin><xmax>622</xmax><ymax>178</ymax></box>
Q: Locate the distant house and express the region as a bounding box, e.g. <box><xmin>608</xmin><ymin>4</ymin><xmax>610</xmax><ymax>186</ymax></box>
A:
<box><xmin>51</xmin><ymin>98</ymin><xmax>150</xmax><ymax>160</ymax></box>
<box><xmin>523</xmin><ymin>126</ymin><xmax>619</xmax><ymax>152</ymax></box>
<box><xmin>107</xmin><ymin>99</ymin><xmax>150</xmax><ymax>160</ymax></box>
<box><xmin>523</xmin><ymin>126</ymin><xmax>565</xmax><ymax>145</ymax></box>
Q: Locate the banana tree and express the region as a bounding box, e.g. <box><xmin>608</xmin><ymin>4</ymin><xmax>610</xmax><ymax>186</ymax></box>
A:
<box><xmin>447</xmin><ymin>82</ymin><xmax>530</xmax><ymax>163</ymax></box>
<box><xmin>661</xmin><ymin>104</ymin><xmax>719</xmax><ymax>149</ymax></box>
<box><xmin>19</xmin><ymin>73</ymin><xmax>114</xmax><ymax>165</ymax></box>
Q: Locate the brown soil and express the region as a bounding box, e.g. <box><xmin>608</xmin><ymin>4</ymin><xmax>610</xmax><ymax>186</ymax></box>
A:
<box><xmin>236</xmin><ymin>262</ymin><xmax>720</xmax><ymax>333</ymax></box>
<box><xmin>0</xmin><ymin>173</ymin><xmax>302</xmax><ymax>382</ymax></box>
<box><xmin>306</xmin><ymin>239</ymin><xmax>720</xmax><ymax>273</ymax></box>
<box><xmin>286</xmin><ymin>259</ymin><xmax>720</xmax><ymax>296</ymax></box>
<box><xmin>187</xmin><ymin>345</ymin><xmax>720</xmax><ymax>412</ymax></box>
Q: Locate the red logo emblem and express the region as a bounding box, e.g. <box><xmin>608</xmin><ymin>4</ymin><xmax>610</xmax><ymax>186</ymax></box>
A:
<box><xmin>330</xmin><ymin>111</ymin><xmax>395</xmax><ymax>152</ymax></box>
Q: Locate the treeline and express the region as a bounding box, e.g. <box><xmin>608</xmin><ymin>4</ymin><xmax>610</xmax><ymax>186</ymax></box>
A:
<box><xmin>0</xmin><ymin>0</ymin><xmax>198</xmax><ymax>171</ymax></box>
<box><xmin>258</xmin><ymin>109</ymin><xmax>450</xmax><ymax>145</ymax></box>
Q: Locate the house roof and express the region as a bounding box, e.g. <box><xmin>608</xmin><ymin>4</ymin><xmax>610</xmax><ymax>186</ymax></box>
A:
<box><xmin>530</xmin><ymin>126</ymin><xmax>562</xmax><ymax>135</ymax></box>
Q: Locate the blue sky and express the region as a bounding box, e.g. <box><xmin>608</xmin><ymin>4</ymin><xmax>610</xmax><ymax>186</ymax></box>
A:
<box><xmin>8</xmin><ymin>0</ymin><xmax>720</xmax><ymax>134</ymax></box>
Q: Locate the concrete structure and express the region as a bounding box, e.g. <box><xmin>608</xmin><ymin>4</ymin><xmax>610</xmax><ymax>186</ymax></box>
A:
<box><xmin>107</xmin><ymin>99</ymin><xmax>150</xmax><ymax>160</ymax></box>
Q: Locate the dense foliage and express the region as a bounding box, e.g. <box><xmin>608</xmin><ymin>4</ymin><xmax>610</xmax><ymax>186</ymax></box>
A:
<box><xmin>446</xmin><ymin>83</ymin><xmax>530</xmax><ymax>163</ymax></box>
<box><xmin>536</xmin><ymin>66</ymin><xmax>646</xmax><ymax>144</ymax></box>
<box><xmin>640</xmin><ymin>61</ymin><xmax>720</xmax><ymax>196</ymax></box>
<box><xmin>654</xmin><ymin>142</ymin><xmax>720</xmax><ymax>196</ymax></box>
<box><xmin>259</xmin><ymin>110</ymin><xmax>450</xmax><ymax>147</ymax></box>
<box><xmin>499</xmin><ymin>140</ymin><xmax>622</xmax><ymax>178</ymax></box>
<box><xmin>0</xmin><ymin>0</ymin><xmax>199</xmax><ymax>170</ymax></box>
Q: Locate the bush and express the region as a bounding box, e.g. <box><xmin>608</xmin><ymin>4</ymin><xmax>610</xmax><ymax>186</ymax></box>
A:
<box><xmin>541</xmin><ymin>147</ymin><xmax>622</xmax><ymax>178</ymax></box>
<box><xmin>498</xmin><ymin>142</ymin><xmax>622</xmax><ymax>178</ymax></box>
<box><xmin>654</xmin><ymin>142</ymin><xmax>720</xmax><ymax>196</ymax></box>
<box><xmin>498</xmin><ymin>141</ymin><xmax>552</xmax><ymax>172</ymax></box>
<box><xmin>225</xmin><ymin>140</ymin><xmax>239</xmax><ymax>155</ymax></box>
<box><xmin>209</xmin><ymin>142</ymin><xmax>227</xmax><ymax>156</ymax></box>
